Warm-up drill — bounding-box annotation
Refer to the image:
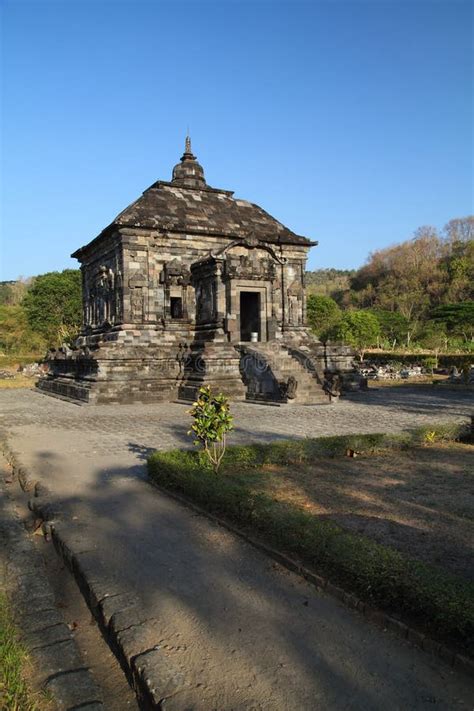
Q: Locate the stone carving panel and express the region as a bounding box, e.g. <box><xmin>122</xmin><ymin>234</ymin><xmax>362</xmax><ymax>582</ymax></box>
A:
<box><xmin>85</xmin><ymin>264</ymin><xmax>123</xmax><ymax>328</ymax></box>
<box><xmin>223</xmin><ymin>253</ymin><xmax>277</xmax><ymax>282</ymax></box>
<box><xmin>195</xmin><ymin>278</ymin><xmax>216</xmax><ymax>324</ymax></box>
<box><xmin>128</xmin><ymin>273</ymin><xmax>147</xmax><ymax>323</ymax></box>
<box><xmin>287</xmin><ymin>279</ymin><xmax>304</xmax><ymax>327</ymax></box>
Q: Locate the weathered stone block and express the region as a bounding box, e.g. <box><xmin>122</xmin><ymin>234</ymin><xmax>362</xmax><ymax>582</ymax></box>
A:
<box><xmin>132</xmin><ymin>648</ymin><xmax>187</xmax><ymax>707</ymax></box>
<box><xmin>45</xmin><ymin>668</ymin><xmax>103</xmax><ymax>708</ymax></box>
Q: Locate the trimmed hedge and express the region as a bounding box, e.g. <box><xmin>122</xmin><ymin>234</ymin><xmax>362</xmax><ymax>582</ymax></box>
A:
<box><xmin>148</xmin><ymin>428</ymin><xmax>473</xmax><ymax>654</ymax></box>
<box><xmin>365</xmin><ymin>352</ymin><xmax>473</xmax><ymax>369</ymax></box>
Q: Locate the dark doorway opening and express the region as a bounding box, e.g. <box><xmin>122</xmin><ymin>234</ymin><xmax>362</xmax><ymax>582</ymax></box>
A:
<box><xmin>240</xmin><ymin>291</ymin><xmax>260</xmax><ymax>341</ymax></box>
<box><xmin>170</xmin><ymin>297</ymin><xmax>183</xmax><ymax>319</ymax></box>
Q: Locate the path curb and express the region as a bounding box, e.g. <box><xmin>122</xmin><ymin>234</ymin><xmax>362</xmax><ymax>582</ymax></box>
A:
<box><xmin>51</xmin><ymin>524</ymin><xmax>191</xmax><ymax>710</ymax></box>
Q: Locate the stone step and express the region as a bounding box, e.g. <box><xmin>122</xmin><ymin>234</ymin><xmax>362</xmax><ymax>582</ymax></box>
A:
<box><xmin>239</xmin><ymin>343</ymin><xmax>329</xmax><ymax>405</ymax></box>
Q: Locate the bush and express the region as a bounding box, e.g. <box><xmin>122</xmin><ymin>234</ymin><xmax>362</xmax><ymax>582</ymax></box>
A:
<box><xmin>421</xmin><ymin>356</ymin><xmax>437</xmax><ymax>373</ymax></box>
<box><xmin>306</xmin><ymin>294</ymin><xmax>341</xmax><ymax>339</ymax></box>
<box><xmin>415</xmin><ymin>423</ymin><xmax>470</xmax><ymax>445</ymax></box>
<box><xmin>188</xmin><ymin>386</ymin><xmax>233</xmax><ymax>473</ymax></box>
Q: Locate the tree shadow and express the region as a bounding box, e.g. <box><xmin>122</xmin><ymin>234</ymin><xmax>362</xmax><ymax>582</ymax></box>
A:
<box><xmin>262</xmin><ymin>446</ymin><xmax>474</xmax><ymax>582</ymax></box>
<box><xmin>344</xmin><ymin>386</ymin><xmax>473</xmax><ymax>419</ymax></box>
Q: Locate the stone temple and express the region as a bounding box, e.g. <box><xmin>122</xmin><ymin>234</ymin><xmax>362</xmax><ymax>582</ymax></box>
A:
<box><xmin>38</xmin><ymin>138</ymin><xmax>359</xmax><ymax>405</ymax></box>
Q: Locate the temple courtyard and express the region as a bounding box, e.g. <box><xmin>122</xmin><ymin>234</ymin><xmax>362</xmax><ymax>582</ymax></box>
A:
<box><xmin>1</xmin><ymin>386</ymin><xmax>472</xmax><ymax>460</ymax></box>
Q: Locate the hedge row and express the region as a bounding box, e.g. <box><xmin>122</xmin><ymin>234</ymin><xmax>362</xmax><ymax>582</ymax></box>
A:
<box><xmin>200</xmin><ymin>424</ymin><xmax>468</xmax><ymax>467</ymax></box>
<box><xmin>364</xmin><ymin>352</ymin><xmax>473</xmax><ymax>369</ymax></box>
<box><xmin>148</xmin><ymin>428</ymin><xmax>473</xmax><ymax>654</ymax></box>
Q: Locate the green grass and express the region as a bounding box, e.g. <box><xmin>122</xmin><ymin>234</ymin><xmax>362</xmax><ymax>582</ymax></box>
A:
<box><xmin>0</xmin><ymin>593</ymin><xmax>48</xmax><ymax>711</ymax></box>
<box><xmin>148</xmin><ymin>425</ymin><xmax>474</xmax><ymax>655</ymax></box>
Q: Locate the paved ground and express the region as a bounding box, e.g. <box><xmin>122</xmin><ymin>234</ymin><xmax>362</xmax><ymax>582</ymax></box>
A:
<box><xmin>1</xmin><ymin>387</ymin><xmax>474</xmax><ymax>709</ymax></box>
<box><xmin>0</xmin><ymin>386</ymin><xmax>473</xmax><ymax>460</ymax></box>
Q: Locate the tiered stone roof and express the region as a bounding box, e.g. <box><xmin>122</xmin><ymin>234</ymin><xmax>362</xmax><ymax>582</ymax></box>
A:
<box><xmin>73</xmin><ymin>138</ymin><xmax>315</xmax><ymax>258</ymax></box>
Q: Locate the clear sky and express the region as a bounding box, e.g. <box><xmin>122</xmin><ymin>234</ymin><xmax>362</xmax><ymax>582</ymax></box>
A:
<box><xmin>1</xmin><ymin>0</ymin><xmax>472</xmax><ymax>279</ymax></box>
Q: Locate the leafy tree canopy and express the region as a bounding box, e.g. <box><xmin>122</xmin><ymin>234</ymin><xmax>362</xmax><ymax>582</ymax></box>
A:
<box><xmin>0</xmin><ymin>279</ymin><xmax>31</xmax><ymax>306</ymax></box>
<box><xmin>306</xmin><ymin>294</ymin><xmax>341</xmax><ymax>339</ymax></box>
<box><xmin>367</xmin><ymin>308</ymin><xmax>409</xmax><ymax>345</ymax></box>
<box><xmin>329</xmin><ymin>310</ymin><xmax>381</xmax><ymax>360</ymax></box>
<box><xmin>0</xmin><ymin>305</ymin><xmax>46</xmax><ymax>354</ymax></box>
<box><xmin>429</xmin><ymin>302</ymin><xmax>474</xmax><ymax>340</ymax></box>
<box><xmin>22</xmin><ymin>270</ymin><xmax>82</xmax><ymax>347</ymax></box>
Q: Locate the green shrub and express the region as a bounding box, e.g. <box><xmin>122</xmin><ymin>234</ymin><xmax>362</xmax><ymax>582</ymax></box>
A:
<box><xmin>421</xmin><ymin>356</ymin><xmax>437</xmax><ymax>373</ymax></box>
<box><xmin>415</xmin><ymin>423</ymin><xmax>469</xmax><ymax>445</ymax></box>
<box><xmin>188</xmin><ymin>386</ymin><xmax>233</xmax><ymax>473</ymax></box>
<box><xmin>386</xmin><ymin>360</ymin><xmax>404</xmax><ymax>371</ymax></box>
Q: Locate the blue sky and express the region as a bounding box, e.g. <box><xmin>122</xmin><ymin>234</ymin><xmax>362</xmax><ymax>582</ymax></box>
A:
<box><xmin>1</xmin><ymin>0</ymin><xmax>472</xmax><ymax>279</ymax></box>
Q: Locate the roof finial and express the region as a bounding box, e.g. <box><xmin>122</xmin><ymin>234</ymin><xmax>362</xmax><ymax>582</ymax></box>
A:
<box><xmin>185</xmin><ymin>134</ymin><xmax>192</xmax><ymax>154</ymax></box>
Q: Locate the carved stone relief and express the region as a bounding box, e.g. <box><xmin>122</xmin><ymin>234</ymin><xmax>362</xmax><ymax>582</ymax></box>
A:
<box><xmin>86</xmin><ymin>264</ymin><xmax>122</xmax><ymax>328</ymax></box>
<box><xmin>287</xmin><ymin>279</ymin><xmax>304</xmax><ymax>326</ymax></box>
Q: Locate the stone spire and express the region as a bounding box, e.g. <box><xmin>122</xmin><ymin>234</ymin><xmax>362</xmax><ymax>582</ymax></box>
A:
<box><xmin>171</xmin><ymin>136</ymin><xmax>206</xmax><ymax>188</ymax></box>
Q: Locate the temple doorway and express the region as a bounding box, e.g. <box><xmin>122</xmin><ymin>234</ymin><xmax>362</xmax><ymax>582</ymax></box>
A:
<box><xmin>240</xmin><ymin>291</ymin><xmax>261</xmax><ymax>341</ymax></box>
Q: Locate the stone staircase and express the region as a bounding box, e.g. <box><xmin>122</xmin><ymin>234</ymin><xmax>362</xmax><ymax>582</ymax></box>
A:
<box><xmin>237</xmin><ymin>342</ymin><xmax>329</xmax><ymax>405</ymax></box>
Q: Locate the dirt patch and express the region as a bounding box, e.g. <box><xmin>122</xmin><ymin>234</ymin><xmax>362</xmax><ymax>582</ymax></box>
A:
<box><xmin>259</xmin><ymin>443</ymin><xmax>474</xmax><ymax>581</ymax></box>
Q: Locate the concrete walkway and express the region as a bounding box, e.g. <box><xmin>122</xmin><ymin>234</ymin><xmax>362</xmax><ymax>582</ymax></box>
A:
<box><xmin>1</xmin><ymin>387</ymin><xmax>473</xmax><ymax>709</ymax></box>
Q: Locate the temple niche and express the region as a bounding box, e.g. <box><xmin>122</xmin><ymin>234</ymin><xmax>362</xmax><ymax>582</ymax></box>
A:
<box><xmin>38</xmin><ymin>138</ymin><xmax>361</xmax><ymax>405</ymax></box>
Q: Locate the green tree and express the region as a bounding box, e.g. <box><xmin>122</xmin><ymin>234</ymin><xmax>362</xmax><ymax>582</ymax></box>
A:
<box><xmin>418</xmin><ymin>323</ymin><xmax>448</xmax><ymax>366</ymax></box>
<box><xmin>368</xmin><ymin>309</ymin><xmax>409</xmax><ymax>349</ymax></box>
<box><xmin>440</xmin><ymin>237</ymin><xmax>474</xmax><ymax>302</ymax></box>
<box><xmin>22</xmin><ymin>270</ymin><xmax>82</xmax><ymax>347</ymax></box>
<box><xmin>429</xmin><ymin>302</ymin><xmax>474</xmax><ymax>343</ymax></box>
<box><xmin>0</xmin><ymin>305</ymin><xmax>46</xmax><ymax>354</ymax></box>
<box><xmin>306</xmin><ymin>294</ymin><xmax>341</xmax><ymax>340</ymax></box>
<box><xmin>329</xmin><ymin>310</ymin><xmax>381</xmax><ymax>361</ymax></box>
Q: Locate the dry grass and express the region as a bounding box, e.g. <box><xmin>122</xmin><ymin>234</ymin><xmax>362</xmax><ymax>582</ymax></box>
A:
<box><xmin>0</xmin><ymin>375</ymin><xmax>35</xmax><ymax>390</ymax></box>
<box><xmin>257</xmin><ymin>442</ymin><xmax>474</xmax><ymax>582</ymax></box>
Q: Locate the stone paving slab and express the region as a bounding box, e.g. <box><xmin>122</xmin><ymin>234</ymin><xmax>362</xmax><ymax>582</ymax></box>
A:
<box><xmin>1</xmin><ymin>388</ymin><xmax>474</xmax><ymax>710</ymax></box>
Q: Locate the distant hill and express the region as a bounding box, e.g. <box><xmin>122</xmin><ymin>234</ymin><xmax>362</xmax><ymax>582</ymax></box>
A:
<box><xmin>305</xmin><ymin>269</ymin><xmax>355</xmax><ymax>298</ymax></box>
